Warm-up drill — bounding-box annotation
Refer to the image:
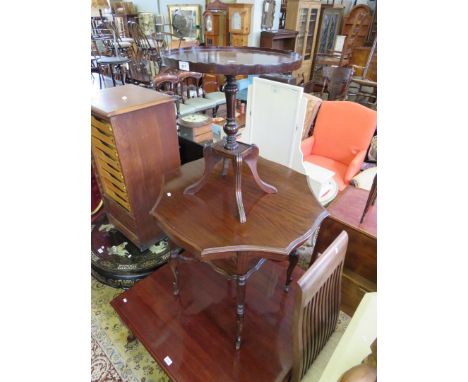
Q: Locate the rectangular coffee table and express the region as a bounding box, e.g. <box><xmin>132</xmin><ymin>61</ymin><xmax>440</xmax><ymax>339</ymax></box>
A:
<box><xmin>111</xmin><ymin>257</ymin><xmax>304</xmax><ymax>382</ymax></box>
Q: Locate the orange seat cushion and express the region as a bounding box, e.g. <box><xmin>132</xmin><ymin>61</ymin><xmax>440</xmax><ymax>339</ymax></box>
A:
<box><xmin>304</xmin><ymin>155</ymin><xmax>349</xmax><ymax>191</ymax></box>
<box><xmin>312</xmin><ymin>101</ymin><xmax>377</xmax><ymax>166</ymax></box>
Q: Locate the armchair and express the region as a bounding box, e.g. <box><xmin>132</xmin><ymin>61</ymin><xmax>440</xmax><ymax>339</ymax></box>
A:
<box><xmin>301</xmin><ymin>101</ymin><xmax>376</xmax><ymax>191</ymax></box>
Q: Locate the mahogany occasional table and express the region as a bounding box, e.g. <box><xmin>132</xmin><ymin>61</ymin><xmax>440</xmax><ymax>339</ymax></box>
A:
<box><xmin>149</xmin><ymin>157</ymin><xmax>327</xmax><ymax>350</ymax></box>
<box><xmin>162</xmin><ymin>46</ymin><xmax>301</xmax><ymax>223</ymax></box>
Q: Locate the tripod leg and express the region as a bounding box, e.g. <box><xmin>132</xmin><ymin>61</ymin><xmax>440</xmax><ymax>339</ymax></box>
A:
<box><xmin>233</xmin><ymin>155</ymin><xmax>247</xmax><ymax>224</ymax></box>
<box><xmin>184</xmin><ymin>145</ymin><xmax>222</xmax><ymax>195</ymax></box>
<box><xmin>284</xmin><ymin>250</ymin><xmax>299</xmax><ymax>292</ymax></box>
<box><xmin>244</xmin><ymin>144</ymin><xmax>277</xmax><ymax>194</ymax></box>
<box><xmin>221</xmin><ymin>158</ymin><xmax>229</xmax><ymax>177</ymax></box>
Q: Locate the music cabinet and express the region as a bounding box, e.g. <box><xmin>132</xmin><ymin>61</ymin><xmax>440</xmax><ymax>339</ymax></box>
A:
<box><xmin>91</xmin><ymin>84</ymin><xmax>180</xmax><ymax>251</ymax></box>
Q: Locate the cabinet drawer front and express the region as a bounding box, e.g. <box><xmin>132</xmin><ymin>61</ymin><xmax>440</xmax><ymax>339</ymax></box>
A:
<box><xmin>91</xmin><ymin>115</ymin><xmax>131</xmax><ymax>212</ymax></box>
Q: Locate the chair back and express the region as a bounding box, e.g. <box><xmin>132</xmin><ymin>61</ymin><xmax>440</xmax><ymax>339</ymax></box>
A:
<box><xmin>202</xmin><ymin>74</ymin><xmax>222</xmax><ymax>93</ymax></box>
<box><xmin>340</xmin><ymin>7</ymin><xmax>370</xmax><ymax>63</ymax></box>
<box><xmin>312</xmin><ymin>101</ymin><xmax>376</xmax><ymax>166</ymax></box>
<box><xmin>321</xmin><ymin>66</ymin><xmax>354</xmax><ymax>100</ymax></box>
<box><xmin>291</xmin><ymin>231</ymin><xmax>348</xmax><ymax>382</ymax></box>
<box><xmin>153</xmin><ymin>73</ymin><xmax>179</xmax><ymax>95</ymax></box>
<box><xmin>178</xmin><ymin>72</ymin><xmax>204</xmax><ymax>100</ymax></box>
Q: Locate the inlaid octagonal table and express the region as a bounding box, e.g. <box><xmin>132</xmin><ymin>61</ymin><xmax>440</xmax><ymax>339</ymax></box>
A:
<box><xmin>162</xmin><ymin>46</ymin><xmax>301</xmax><ymax>223</ymax></box>
<box><xmin>150</xmin><ymin>157</ymin><xmax>327</xmax><ymax>350</ymax></box>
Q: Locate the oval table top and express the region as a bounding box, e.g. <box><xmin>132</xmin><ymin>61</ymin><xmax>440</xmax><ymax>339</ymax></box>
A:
<box><xmin>162</xmin><ymin>46</ymin><xmax>302</xmax><ymax>75</ymax></box>
<box><xmin>150</xmin><ymin>157</ymin><xmax>328</xmax><ymax>259</ymax></box>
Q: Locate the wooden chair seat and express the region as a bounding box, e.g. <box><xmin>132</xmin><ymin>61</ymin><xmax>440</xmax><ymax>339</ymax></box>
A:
<box><xmin>315</xmin><ymin>56</ymin><xmax>350</xmax><ymax>67</ymax></box>
<box><xmin>351</xmin><ymin>77</ymin><xmax>377</xmax><ymax>87</ymax></box>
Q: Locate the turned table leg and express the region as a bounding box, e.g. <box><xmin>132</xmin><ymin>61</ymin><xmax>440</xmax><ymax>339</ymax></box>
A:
<box><xmin>235</xmin><ymin>275</ymin><xmax>247</xmax><ymax>350</ymax></box>
<box><xmin>168</xmin><ymin>244</ymin><xmax>180</xmax><ymax>296</ymax></box>
<box><xmin>284</xmin><ymin>250</ymin><xmax>299</xmax><ymax>292</ymax></box>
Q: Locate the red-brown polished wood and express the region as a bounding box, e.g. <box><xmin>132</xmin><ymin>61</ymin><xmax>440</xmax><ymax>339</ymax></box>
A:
<box><xmin>150</xmin><ymin>157</ymin><xmax>327</xmax><ymax>348</ymax></box>
<box><xmin>111</xmin><ymin>258</ymin><xmax>304</xmax><ymax>382</ymax></box>
<box><xmin>91</xmin><ymin>84</ymin><xmax>180</xmax><ymax>250</ymax></box>
<box><xmin>162</xmin><ymin>46</ymin><xmax>303</xmax><ymax>223</ymax></box>
<box><xmin>162</xmin><ymin>46</ymin><xmax>302</xmax><ymax>76</ymax></box>
<box><xmin>311</xmin><ymin>186</ymin><xmax>376</xmax><ymax>315</ymax></box>
<box><xmin>151</xmin><ymin>158</ymin><xmax>327</xmax><ymax>258</ymax></box>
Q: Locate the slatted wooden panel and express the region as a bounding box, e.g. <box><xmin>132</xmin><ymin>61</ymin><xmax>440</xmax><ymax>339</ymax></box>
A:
<box><xmin>292</xmin><ymin>231</ymin><xmax>348</xmax><ymax>382</ymax></box>
<box><xmin>91</xmin><ymin>115</ymin><xmax>131</xmax><ymax>212</ymax></box>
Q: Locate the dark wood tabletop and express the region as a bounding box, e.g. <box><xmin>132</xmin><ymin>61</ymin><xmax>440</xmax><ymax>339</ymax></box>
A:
<box><xmin>150</xmin><ymin>157</ymin><xmax>327</xmax><ymax>260</ymax></box>
<box><xmin>162</xmin><ymin>46</ymin><xmax>302</xmax><ymax>75</ymax></box>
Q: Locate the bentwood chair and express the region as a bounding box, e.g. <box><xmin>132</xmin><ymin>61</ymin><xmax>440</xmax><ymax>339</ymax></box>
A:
<box><xmin>153</xmin><ymin>73</ymin><xmax>185</xmax><ymax>117</ymax></box>
<box><xmin>127</xmin><ymin>21</ymin><xmax>161</xmax><ymax>85</ymax></box>
<box><xmin>291</xmin><ymin>231</ymin><xmax>348</xmax><ymax>382</ymax></box>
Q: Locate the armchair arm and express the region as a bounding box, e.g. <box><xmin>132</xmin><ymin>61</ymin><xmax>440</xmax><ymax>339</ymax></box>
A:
<box><xmin>344</xmin><ymin>150</ymin><xmax>367</xmax><ymax>184</ymax></box>
<box><xmin>301</xmin><ymin>136</ymin><xmax>315</xmax><ymax>156</ymax></box>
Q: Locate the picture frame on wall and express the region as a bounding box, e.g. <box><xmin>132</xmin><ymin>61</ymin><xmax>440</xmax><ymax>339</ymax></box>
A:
<box><xmin>167</xmin><ymin>4</ymin><xmax>202</xmax><ymax>41</ymax></box>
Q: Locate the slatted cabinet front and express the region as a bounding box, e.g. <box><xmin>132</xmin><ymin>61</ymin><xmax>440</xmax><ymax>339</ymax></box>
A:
<box><xmin>91</xmin><ymin>115</ymin><xmax>131</xmax><ymax>212</ymax></box>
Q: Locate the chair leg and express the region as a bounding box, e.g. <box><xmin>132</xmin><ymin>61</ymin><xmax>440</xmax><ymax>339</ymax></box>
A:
<box><xmin>235</xmin><ymin>275</ymin><xmax>246</xmax><ymax>350</ymax></box>
<box><xmin>285</xmin><ymin>250</ymin><xmax>299</xmax><ymax>292</ymax></box>
<box><xmin>168</xmin><ymin>244</ymin><xmax>180</xmax><ymax>296</ymax></box>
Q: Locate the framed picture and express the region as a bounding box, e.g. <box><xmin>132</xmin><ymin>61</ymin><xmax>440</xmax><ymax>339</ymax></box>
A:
<box><xmin>167</xmin><ymin>4</ymin><xmax>202</xmax><ymax>41</ymax></box>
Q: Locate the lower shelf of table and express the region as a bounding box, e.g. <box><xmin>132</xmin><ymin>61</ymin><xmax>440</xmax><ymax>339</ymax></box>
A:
<box><xmin>111</xmin><ymin>256</ymin><xmax>304</xmax><ymax>382</ymax></box>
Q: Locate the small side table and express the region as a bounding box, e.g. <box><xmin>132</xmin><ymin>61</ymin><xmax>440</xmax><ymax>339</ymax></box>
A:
<box><xmin>162</xmin><ymin>46</ymin><xmax>301</xmax><ymax>223</ymax></box>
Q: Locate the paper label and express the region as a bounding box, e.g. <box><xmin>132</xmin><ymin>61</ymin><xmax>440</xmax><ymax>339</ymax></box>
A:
<box><xmin>164</xmin><ymin>356</ymin><xmax>173</xmax><ymax>366</ymax></box>
<box><xmin>179</xmin><ymin>61</ymin><xmax>190</xmax><ymax>71</ymax></box>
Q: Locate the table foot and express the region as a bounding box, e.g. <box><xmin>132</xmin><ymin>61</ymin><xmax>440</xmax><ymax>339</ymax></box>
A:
<box><xmin>127</xmin><ymin>330</ymin><xmax>137</xmax><ymax>344</ymax></box>
<box><xmin>235</xmin><ymin>275</ymin><xmax>246</xmax><ymax>350</ymax></box>
<box><xmin>169</xmin><ymin>245</ymin><xmax>180</xmax><ymax>296</ymax></box>
<box><xmin>284</xmin><ymin>250</ymin><xmax>299</xmax><ymax>292</ymax></box>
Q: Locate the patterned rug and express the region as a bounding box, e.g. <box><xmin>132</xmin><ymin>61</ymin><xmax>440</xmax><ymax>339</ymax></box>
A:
<box><xmin>91</xmin><ymin>243</ymin><xmax>350</xmax><ymax>382</ymax></box>
<box><xmin>91</xmin><ymin>278</ymin><xmax>170</xmax><ymax>382</ymax></box>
